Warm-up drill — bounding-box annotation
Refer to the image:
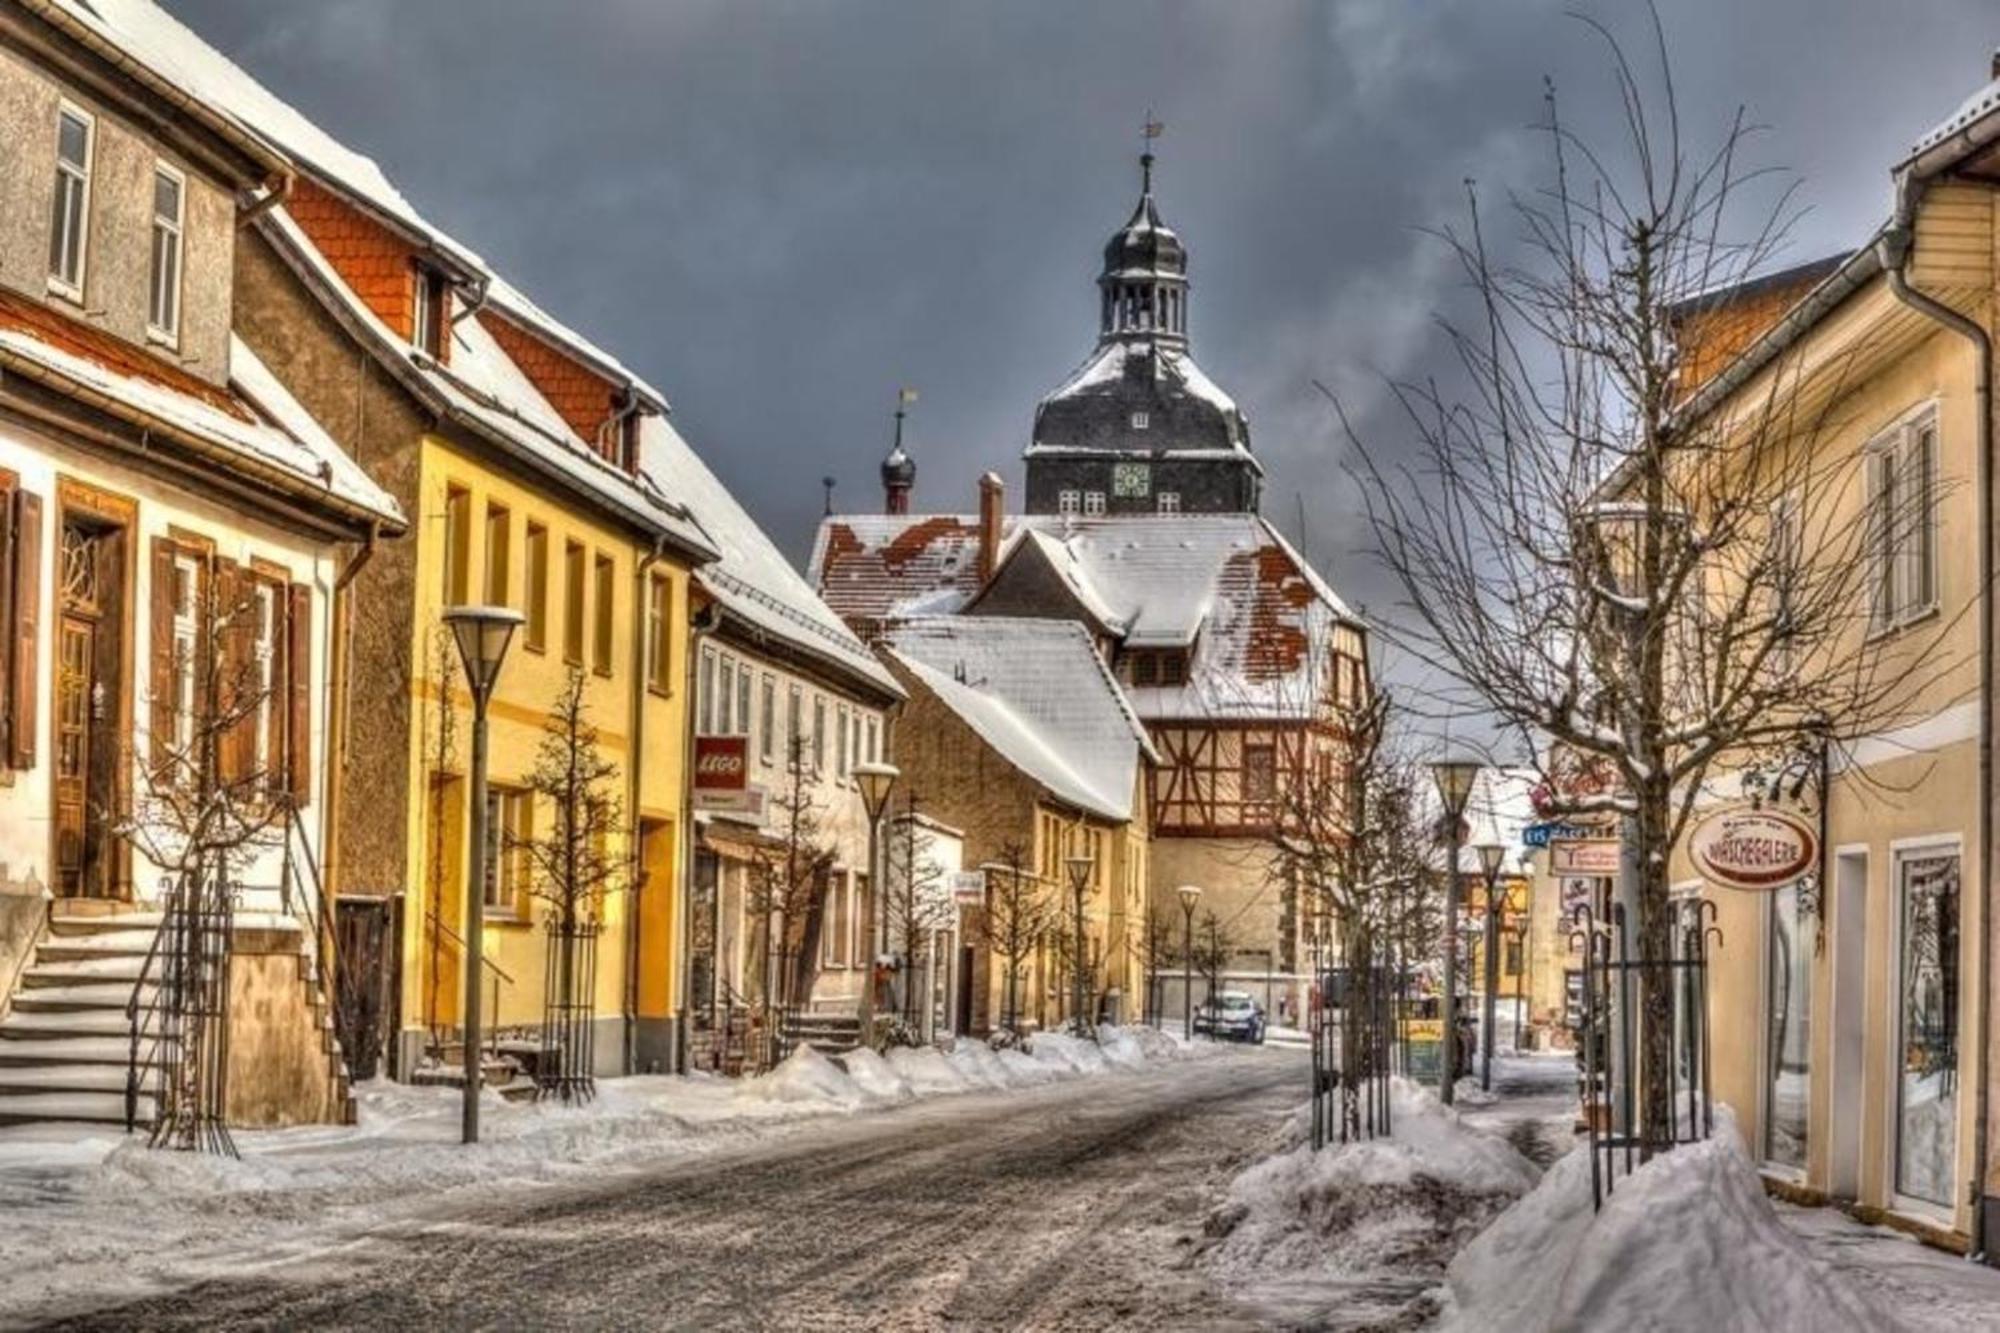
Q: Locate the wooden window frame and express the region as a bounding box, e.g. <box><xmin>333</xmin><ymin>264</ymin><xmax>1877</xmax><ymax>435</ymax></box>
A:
<box><xmin>562</xmin><ymin>539</ymin><xmax>586</xmax><ymax>665</ymax></box>
<box><xmin>647</xmin><ymin>571</ymin><xmax>672</xmax><ymax>696</ymax></box>
<box><xmin>592</xmin><ymin>552</ymin><xmax>614</xmax><ymax>677</ymax></box>
<box><xmin>442</xmin><ymin>484</ymin><xmax>471</xmax><ymax>607</ymax></box>
<box><xmin>523</xmin><ymin>521</ymin><xmax>548</xmax><ymax>653</ymax></box>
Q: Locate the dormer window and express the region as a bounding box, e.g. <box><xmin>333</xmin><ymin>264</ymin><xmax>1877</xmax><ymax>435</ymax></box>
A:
<box><xmin>1084</xmin><ymin>491</ymin><xmax>1107</xmax><ymax>517</ymax></box>
<box><xmin>1059</xmin><ymin>489</ymin><xmax>1081</xmax><ymax>516</ymax></box>
<box><xmin>1131</xmin><ymin>411</ymin><xmax>1149</xmax><ymax>431</ymax></box>
<box><xmin>411</xmin><ymin>262</ymin><xmax>447</xmax><ymax>357</ymax></box>
<box><xmin>1157</xmin><ymin>492</ymin><xmax>1181</xmax><ymax>514</ymax></box>
<box><xmin>48</xmin><ymin>105</ymin><xmax>93</xmax><ymax>297</ymax></box>
<box><xmin>148</xmin><ymin>165</ymin><xmax>185</xmax><ymax>344</ymax></box>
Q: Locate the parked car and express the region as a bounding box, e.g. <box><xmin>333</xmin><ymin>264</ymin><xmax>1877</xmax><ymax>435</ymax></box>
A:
<box><xmin>1193</xmin><ymin>991</ymin><xmax>1267</xmax><ymax>1043</ymax></box>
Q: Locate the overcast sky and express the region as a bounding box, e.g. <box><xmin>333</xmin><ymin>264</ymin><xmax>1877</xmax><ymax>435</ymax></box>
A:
<box><xmin>173</xmin><ymin>0</ymin><xmax>1995</xmax><ymax>710</ymax></box>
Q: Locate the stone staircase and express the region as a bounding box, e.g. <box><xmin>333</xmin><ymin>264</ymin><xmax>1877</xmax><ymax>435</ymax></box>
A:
<box><xmin>784</xmin><ymin>1012</ymin><xmax>862</xmax><ymax>1057</ymax></box>
<box><xmin>0</xmin><ymin>911</ymin><xmax>164</xmax><ymax>1127</ymax></box>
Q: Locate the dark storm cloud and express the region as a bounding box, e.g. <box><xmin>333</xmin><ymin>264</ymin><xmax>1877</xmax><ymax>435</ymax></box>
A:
<box><xmin>173</xmin><ymin>0</ymin><xmax>1994</xmax><ymax>696</ymax></box>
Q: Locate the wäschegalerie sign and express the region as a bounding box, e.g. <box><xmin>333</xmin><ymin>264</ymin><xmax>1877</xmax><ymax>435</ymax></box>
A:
<box><xmin>1688</xmin><ymin>805</ymin><xmax>1817</xmax><ymax>891</ymax></box>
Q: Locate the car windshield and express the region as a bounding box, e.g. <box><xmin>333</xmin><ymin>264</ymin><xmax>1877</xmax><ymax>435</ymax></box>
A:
<box><xmin>1219</xmin><ymin>996</ymin><xmax>1254</xmax><ymax>1011</ymax></box>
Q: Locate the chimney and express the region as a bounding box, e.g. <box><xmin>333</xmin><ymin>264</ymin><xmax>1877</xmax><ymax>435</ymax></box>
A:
<box><xmin>1992</xmin><ymin>48</ymin><xmax>2000</xmax><ymax>80</ymax></box>
<box><xmin>977</xmin><ymin>472</ymin><xmax>1005</xmax><ymax>583</ymax></box>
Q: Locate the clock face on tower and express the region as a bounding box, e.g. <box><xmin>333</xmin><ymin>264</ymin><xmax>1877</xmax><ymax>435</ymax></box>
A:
<box><xmin>1112</xmin><ymin>461</ymin><xmax>1151</xmax><ymax>498</ymax></box>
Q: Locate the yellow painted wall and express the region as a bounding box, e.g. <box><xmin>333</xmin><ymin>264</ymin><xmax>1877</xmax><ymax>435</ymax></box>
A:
<box><xmin>399</xmin><ymin>434</ymin><xmax>693</xmax><ymax>1056</ymax></box>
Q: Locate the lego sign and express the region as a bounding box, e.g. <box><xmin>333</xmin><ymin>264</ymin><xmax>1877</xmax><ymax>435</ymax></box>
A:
<box><xmin>694</xmin><ymin>736</ymin><xmax>748</xmax><ymax>791</ymax></box>
<box><xmin>1689</xmin><ymin>806</ymin><xmax>1817</xmax><ymax>891</ymax></box>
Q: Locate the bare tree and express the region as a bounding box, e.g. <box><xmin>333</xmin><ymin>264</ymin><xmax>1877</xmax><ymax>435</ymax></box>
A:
<box><xmin>1188</xmin><ymin>909</ymin><xmax>1235</xmax><ymax>1027</ymax></box>
<box><xmin>882</xmin><ymin>797</ymin><xmax>949</xmax><ymax>1035</ymax></box>
<box><xmin>519</xmin><ymin>666</ymin><xmax>629</xmax><ymax>1099</ymax></box>
<box><xmin>977</xmin><ymin>841</ymin><xmax>1058</xmax><ymax>1042</ymax></box>
<box><xmin>419</xmin><ymin>626</ymin><xmax>460</xmax><ymax>1044</ymax></box>
<box><xmin>1345</xmin><ymin>11</ymin><xmax>1964</xmax><ymax>1152</ymax></box>
<box><xmin>744</xmin><ymin>733</ymin><xmax>836</xmax><ymax>1069</ymax></box>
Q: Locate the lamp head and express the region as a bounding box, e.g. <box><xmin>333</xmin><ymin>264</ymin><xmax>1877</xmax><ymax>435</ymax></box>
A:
<box><xmin>1429</xmin><ymin>755</ymin><xmax>1482</xmax><ymax>820</ymax></box>
<box><xmin>853</xmin><ymin>761</ymin><xmax>899</xmax><ymax>821</ymax></box>
<box><xmin>1176</xmin><ymin>883</ymin><xmax>1202</xmax><ymax>914</ymax></box>
<box><xmin>1476</xmin><ymin>840</ymin><xmax>1507</xmax><ymax>880</ymax></box>
<box><xmin>1065</xmin><ymin>854</ymin><xmax>1095</xmax><ymax>891</ymax></box>
<box><xmin>442</xmin><ymin>605</ymin><xmax>524</xmax><ymax>701</ymax></box>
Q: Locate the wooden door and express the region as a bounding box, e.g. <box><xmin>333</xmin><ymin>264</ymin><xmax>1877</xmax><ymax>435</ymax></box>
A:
<box><xmin>54</xmin><ymin>612</ymin><xmax>95</xmax><ymax>896</ymax></box>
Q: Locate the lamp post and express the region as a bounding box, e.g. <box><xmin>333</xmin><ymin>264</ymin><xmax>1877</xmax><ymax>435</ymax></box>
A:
<box><xmin>1429</xmin><ymin>755</ymin><xmax>1481</xmax><ymax>1106</ymax></box>
<box><xmin>1065</xmin><ymin>855</ymin><xmax>1095</xmax><ymax>1034</ymax></box>
<box><xmin>1177</xmin><ymin>884</ymin><xmax>1201</xmax><ymax>1040</ymax></box>
<box><xmin>853</xmin><ymin>761</ymin><xmax>899</xmax><ymax>1048</ymax></box>
<box><xmin>442</xmin><ymin>604</ymin><xmax>522</xmax><ymax>1146</ymax></box>
<box><xmin>1474</xmin><ymin>838</ymin><xmax>1506</xmax><ymax>1092</ymax></box>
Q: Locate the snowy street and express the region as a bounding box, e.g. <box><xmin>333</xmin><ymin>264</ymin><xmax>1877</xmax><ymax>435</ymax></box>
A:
<box><xmin>13</xmin><ymin>1046</ymin><xmax>1304</xmax><ymax>1331</ymax></box>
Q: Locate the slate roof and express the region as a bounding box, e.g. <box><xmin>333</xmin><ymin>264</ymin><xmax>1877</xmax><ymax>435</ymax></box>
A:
<box><xmin>1027</xmin><ymin>338</ymin><xmax>1256</xmax><ymax>465</ymax></box>
<box><xmin>810</xmin><ymin>513</ymin><xmax>1358</xmax><ymax>722</ymax></box>
<box><xmin>883</xmin><ymin>617</ymin><xmax>1153</xmax><ymax>823</ymax></box>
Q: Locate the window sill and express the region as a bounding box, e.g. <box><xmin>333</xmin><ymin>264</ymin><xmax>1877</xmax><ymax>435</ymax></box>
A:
<box><xmin>46</xmin><ymin>277</ymin><xmax>83</xmax><ymax>305</ymax></box>
<box><xmin>647</xmin><ymin>683</ymin><xmax>673</xmax><ymax>700</ymax></box>
<box><xmin>485</xmin><ymin>911</ymin><xmax>532</xmax><ymax>929</ymax></box>
<box><xmin>523</xmin><ymin>640</ymin><xmax>547</xmax><ymax>657</ymax></box>
<box><xmin>145</xmin><ymin>325</ymin><xmax>179</xmax><ymax>352</ymax></box>
<box><xmin>1866</xmin><ymin>601</ymin><xmax>1942</xmax><ymax>643</ymax></box>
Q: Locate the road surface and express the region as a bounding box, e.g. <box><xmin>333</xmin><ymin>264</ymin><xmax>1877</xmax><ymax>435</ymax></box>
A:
<box><xmin>29</xmin><ymin>1047</ymin><xmax>1309</xmax><ymax>1331</ymax></box>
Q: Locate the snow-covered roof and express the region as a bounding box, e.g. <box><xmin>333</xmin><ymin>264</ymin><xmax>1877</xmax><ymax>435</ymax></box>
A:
<box><xmin>262</xmin><ymin>209</ymin><xmax>711</xmax><ymax>555</ymax></box>
<box><xmin>1027</xmin><ymin>338</ymin><xmax>1259</xmax><ymax>471</ymax></box>
<box><xmin>46</xmin><ymin>0</ymin><xmax>668</xmax><ymax>411</ymax></box>
<box><xmin>0</xmin><ymin>286</ymin><xmax>401</xmax><ymax>531</ymax></box>
<box><xmin>1911</xmin><ymin>74</ymin><xmax>2000</xmax><ymax>157</ymax></box>
<box><xmin>884</xmin><ymin>617</ymin><xmax>1153</xmax><ymax>822</ymax></box>
<box><xmin>635</xmin><ymin>416</ymin><xmax>899</xmax><ymax>699</ymax></box>
<box><xmin>1455</xmin><ymin>768</ymin><xmax>1541</xmax><ymax>876</ymax></box>
<box><xmin>810</xmin><ymin>512</ymin><xmax>1359</xmax><ymax>723</ymax></box>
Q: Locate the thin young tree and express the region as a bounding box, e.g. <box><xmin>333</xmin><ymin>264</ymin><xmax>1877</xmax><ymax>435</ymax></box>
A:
<box><xmin>519</xmin><ymin>666</ymin><xmax>629</xmax><ymax>1100</ymax></box>
<box><xmin>882</xmin><ymin>795</ymin><xmax>949</xmax><ymax>1037</ymax></box>
<box><xmin>977</xmin><ymin>841</ymin><xmax>1058</xmax><ymax>1043</ymax></box>
<box><xmin>744</xmin><ymin>732</ymin><xmax>836</xmax><ymax>1069</ymax></box>
<box><xmin>1345</xmin><ymin>10</ymin><xmax>1964</xmax><ymax>1152</ymax></box>
<box><xmin>125</xmin><ymin>566</ymin><xmax>299</xmax><ymax>1152</ymax></box>
<box><xmin>1187</xmin><ymin>909</ymin><xmax>1235</xmax><ymax>1028</ymax></box>
<box><xmin>420</xmin><ymin>625</ymin><xmax>460</xmax><ymax>1045</ymax></box>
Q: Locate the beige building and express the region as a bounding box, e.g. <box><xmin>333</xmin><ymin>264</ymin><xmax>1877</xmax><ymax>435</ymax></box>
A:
<box><xmin>1661</xmin><ymin>65</ymin><xmax>2000</xmax><ymax>1250</ymax></box>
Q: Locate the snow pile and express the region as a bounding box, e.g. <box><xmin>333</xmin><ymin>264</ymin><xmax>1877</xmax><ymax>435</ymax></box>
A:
<box><xmin>885</xmin><ymin>1045</ymin><xmax>972</xmax><ymax>1095</ymax></box>
<box><xmin>1443</xmin><ymin>1109</ymin><xmax>1888</xmax><ymax>1332</ymax></box>
<box><xmin>1030</xmin><ymin>1031</ymin><xmax>1115</xmax><ymax>1074</ymax></box>
<box><xmin>1205</xmin><ymin>1079</ymin><xmax>1538</xmax><ymax>1283</ymax></box>
<box><xmin>740</xmin><ymin>1045</ymin><xmax>866</xmax><ymax>1109</ymax></box>
<box><xmin>832</xmin><ymin>1047</ymin><xmax>913</xmax><ymax>1104</ymax></box>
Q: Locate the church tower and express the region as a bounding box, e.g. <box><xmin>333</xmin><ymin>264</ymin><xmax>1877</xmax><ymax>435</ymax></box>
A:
<box><xmin>1023</xmin><ymin>152</ymin><xmax>1262</xmax><ymax>516</ymax></box>
<box><xmin>880</xmin><ymin>400</ymin><xmax>916</xmax><ymax>515</ymax></box>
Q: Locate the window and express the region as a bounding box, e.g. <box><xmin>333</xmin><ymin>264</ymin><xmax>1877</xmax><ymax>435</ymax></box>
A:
<box><xmin>737</xmin><ymin>666</ymin><xmax>752</xmax><ymax>740</ymax></box>
<box><xmin>524</xmin><ymin>522</ymin><xmax>549</xmax><ymax>652</ymax></box>
<box><xmin>484</xmin><ymin>503</ymin><xmax>510</xmax><ymax>607</ymax></box>
<box><xmin>812</xmin><ymin>695</ymin><xmax>826</xmax><ymax>772</ymax></box>
<box><xmin>563</xmin><ymin>540</ymin><xmax>585</xmax><ymax>663</ymax></box>
<box><xmin>1058</xmin><ymin>490</ymin><xmax>1081</xmax><ymax>516</ymax></box>
<box><xmin>717</xmin><ymin>656</ymin><xmax>735</xmax><ymax>733</ymax></box>
<box><xmin>787</xmin><ymin>682</ymin><xmax>803</xmax><ymax>760</ymax></box>
<box><xmin>251</xmin><ymin>581</ymin><xmax>278</xmax><ymax>788</ymax></box>
<box><xmin>1893</xmin><ymin>850</ymin><xmax>1959</xmax><ymax>1207</ymax></box>
<box><xmin>837</xmin><ymin>704</ymin><xmax>851</xmax><ymax>778</ymax></box>
<box><xmin>1083</xmin><ymin>491</ymin><xmax>1107</xmax><ymax>517</ymax></box>
<box><xmin>412</xmin><ymin>263</ymin><xmax>446</xmax><ymax>357</ymax></box>
<box><xmin>592</xmin><ymin>553</ymin><xmax>614</xmax><ymax>675</ymax></box>
<box><xmin>1131</xmin><ymin>411</ymin><xmax>1149</xmax><ymax>431</ymax></box>
<box><xmin>698</xmin><ymin>646</ymin><xmax>717</xmax><ymax>734</ymax></box>
<box><xmin>1157</xmin><ymin>492</ymin><xmax>1181</xmax><ymax>515</ymax></box>
<box><xmin>148</xmin><ymin>165</ymin><xmax>184</xmax><ymax>342</ymax></box>
<box><xmin>483</xmin><ymin>786</ymin><xmax>533</xmax><ymax>916</ymax></box>
<box><xmin>443</xmin><ymin>485</ymin><xmax>471</xmax><ymax>605</ymax></box>
<box><xmin>1868</xmin><ymin>412</ymin><xmax>1939</xmax><ymax>631</ymax></box>
<box><xmin>1242</xmin><ymin>742</ymin><xmax>1277</xmax><ymax>804</ymax></box>
<box><xmin>168</xmin><ymin>551</ymin><xmax>202</xmax><ymax>755</ymax></box>
<box><xmin>1764</xmin><ymin>878</ymin><xmax>1812</xmax><ymax>1171</ymax></box>
<box><xmin>852</xmin><ymin>872</ymin><xmax>871</xmax><ymax>966</ymax></box>
<box><xmin>824</xmin><ymin>870</ymin><xmax>850</xmax><ymax>968</ymax></box>
<box><xmin>48</xmin><ymin>105</ymin><xmax>92</xmax><ymax>295</ymax></box>
<box><xmin>760</xmin><ymin>675</ymin><xmax>776</xmax><ymax>763</ymax></box>
<box><xmin>865</xmin><ymin>715</ymin><xmax>878</xmax><ymax>763</ymax></box>
<box><xmin>1132</xmin><ymin>654</ymin><xmax>1156</xmax><ymax>687</ymax></box>
<box><xmin>647</xmin><ymin>573</ymin><xmax>672</xmax><ymax>693</ymax></box>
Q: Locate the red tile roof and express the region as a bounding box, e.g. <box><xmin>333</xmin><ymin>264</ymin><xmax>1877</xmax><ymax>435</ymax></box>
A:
<box><xmin>0</xmin><ymin>285</ymin><xmax>250</xmax><ymax>422</ymax></box>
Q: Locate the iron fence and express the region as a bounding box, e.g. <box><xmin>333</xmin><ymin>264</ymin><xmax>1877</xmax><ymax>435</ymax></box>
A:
<box><xmin>538</xmin><ymin>919</ymin><xmax>600</xmax><ymax>1103</ymax></box>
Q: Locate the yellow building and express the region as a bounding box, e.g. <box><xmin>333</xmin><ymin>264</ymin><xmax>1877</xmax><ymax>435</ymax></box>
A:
<box><xmin>1661</xmin><ymin>67</ymin><xmax>2000</xmax><ymax>1250</ymax></box>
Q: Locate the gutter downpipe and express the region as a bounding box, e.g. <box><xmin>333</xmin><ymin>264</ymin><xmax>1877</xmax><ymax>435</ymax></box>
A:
<box><xmin>1880</xmin><ymin>174</ymin><xmax>1995</xmax><ymax>1258</ymax></box>
<box><xmin>678</xmin><ymin>601</ymin><xmax>723</xmax><ymax>1072</ymax></box>
<box><xmin>321</xmin><ymin>524</ymin><xmax>381</xmax><ymax>903</ymax></box>
<box><xmin>237</xmin><ymin>170</ymin><xmax>293</xmax><ymax>229</ymax></box>
<box><xmin>624</xmin><ymin>533</ymin><xmax>667</xmax><ymax>1075</ymax></box>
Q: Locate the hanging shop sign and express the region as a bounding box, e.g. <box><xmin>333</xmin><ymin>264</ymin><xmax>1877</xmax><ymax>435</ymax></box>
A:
<box><xmin>1688</xmin><ymin>806</ymin><xmax>1817</xmax><ymax>891</ymax></box>
<box><xmin>693</xmin><ymin>736</ymin><xmax>761</xmax><ymax>814</ymax></box>
<box><xmin>1551</xmin><ymin>838</ymin><xmax>1621</xmax><ymax>876</ymax></box>
<box><xmin>949</xmin><ymin>870</ymin><xmax>987</xmax><ymax>906</ymax></box>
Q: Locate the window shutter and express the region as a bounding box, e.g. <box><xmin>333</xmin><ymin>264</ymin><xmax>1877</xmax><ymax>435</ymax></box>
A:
<box><xmin>1865</xmin><ymin>449</ymin><xmax>1889</xmax><ymax>630</ymax></box>
<box><xmin>287</xmin><ymin>583</ymin><xmax>311</xmax><ymax>806</ymax></box>
<box><xmin>8</xmin><ymin>490</ymin><xmax>40</xmax><ymax>771</ymax></box>
<box><xmin>214</xmin><ymin>558</ymin><xmax>247</xmax><ymax>784</ymax></box>
<box><xmin>150</xmin><ymin>539</ymin><xmax>178</xmax><ymax>774</ymax></box>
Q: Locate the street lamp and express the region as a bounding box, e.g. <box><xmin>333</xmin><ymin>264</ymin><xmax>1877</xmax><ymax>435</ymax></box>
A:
<box><xmin>1065</xmin><ymin>855</ymin><xmax>1095</xmax><ymax>1034</ymax></box>
<box><xmin>853</xmin><ymin>761</ymin><xmax>899</xmax><ymax>1046</ymax></box>
<box><xmin>1177</xmin><ymin>884</ymin><xmax>1202</xmax><ymax>1040</ymax></box>
<box><xmin>442</xmin><ymin>604</ymin><xmax>523</xmax><ymax>1146</ymax></box>
<box><xmin>1475</xmin><ymin>836</ymin><xmax>1507</xmax><ymax>1092</ymax></box>
<box><xmin>1430</xmin><ymin>754</ymin><xmax>1481</xmax><ymax>1106</ymax></box>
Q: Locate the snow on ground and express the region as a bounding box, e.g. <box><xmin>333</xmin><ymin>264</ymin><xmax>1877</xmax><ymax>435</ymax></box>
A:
<box><xmin>1441</xmin><ymin>1108</ymin><xmax>1888</xmax><ymax>1332</ymax></box>
<box><xmin>1199</xmin><ymin>1077</ymin><xmax>1541</xmax><ymax>1328</ymax></box>
<box><xmin>0</xmin><ymin>1026</ymin><xmax>1220</xmax><ymax>1320</ymax></box>
<box><xmin>1776</xmin><ymin>1200</ymin><xmax>2000</xmax><ymax>1333</ymax></box>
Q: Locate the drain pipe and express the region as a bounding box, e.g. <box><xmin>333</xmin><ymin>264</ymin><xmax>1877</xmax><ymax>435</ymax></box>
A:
<box><xmin>624</xmin><ymin>534</ymin><xmax>667</xmax><ymax>1075</ymax></box>
<box><xmin>321</xmin><ymin>523</ymin><xmax>381</xmax><ymax>906</ymax></box>
<box><xmin>1880</xmin><ymin>186</ymin><xmax>1994</xmax><ymax>1256</ymax></box>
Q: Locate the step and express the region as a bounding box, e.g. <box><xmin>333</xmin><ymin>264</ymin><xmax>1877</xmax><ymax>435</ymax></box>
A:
<box><xmin>0</xmin><ymin>1009</ymin><xmax>136</xmax><ymax>1039</ymax></box>
<box><xmin>48</xmin><ymin>910</ymin><xmax>166</xmax><ymax>936</ymax></box>
<box><xmin>37</xmin><ymin>930</ymin><xmax>162</xmax><ymax>961</ymax></box>
<box><xmin>0</xmin><ymin>1090</ymin><xmax>154</xmax><ymax>1127</ymax></box>
<box><xmin>10</xmin><ymin>983</ymin><xmax>155</xmax><ymax>1013</ymax></box>
<box><xmin>0</xmin><ymin>1063</ymin><xmax>160</xmax><ymax>1095</ymax></box>
<box><xmin>20</xmin><ymin>955</ymin><xmax>149</xmax><ymax>986</ymax></box>
<box><xmin>0</xmin><ymin>1035</ymin><xmax>173</xmax><ymax>1067</ymax></box>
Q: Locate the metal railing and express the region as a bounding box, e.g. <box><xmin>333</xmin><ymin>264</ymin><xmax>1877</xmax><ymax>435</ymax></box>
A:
<box><xmin>422</xmin><ymin>910</ymin><xmax>515</xmax><ymax>1059</ymax></box>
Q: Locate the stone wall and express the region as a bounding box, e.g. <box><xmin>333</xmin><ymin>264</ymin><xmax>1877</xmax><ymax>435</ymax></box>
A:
<box><xmin>225</xmin><ymin>922</ymin><xmax>346</xmax><ymax>1127</ymax></box>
